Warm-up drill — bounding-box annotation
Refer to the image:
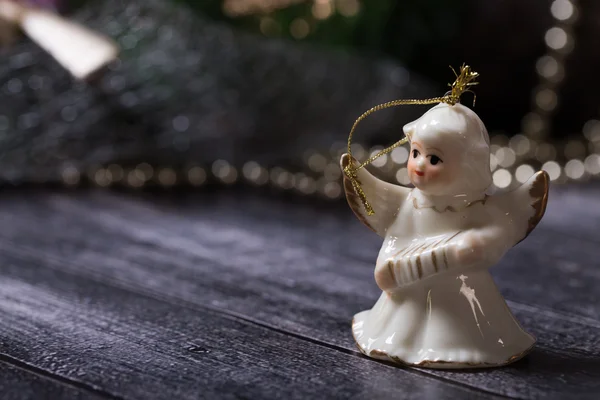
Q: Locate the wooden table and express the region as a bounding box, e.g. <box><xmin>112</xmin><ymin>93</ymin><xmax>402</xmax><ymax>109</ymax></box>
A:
<box><xmin>0</xmin><ymin>185</ymin><xmax>598</xmax><ymax>399</ymax></box>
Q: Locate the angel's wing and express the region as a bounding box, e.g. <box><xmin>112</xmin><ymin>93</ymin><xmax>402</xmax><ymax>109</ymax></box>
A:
<box><xmin>487</xmin><ymin>170</ymin><xmax>550</xmax><ymax>246</ymax></box>
<box><xmin>340</xmin><ymin>153</ymin><xmax>411</xmax><ymax>237</ymax></box>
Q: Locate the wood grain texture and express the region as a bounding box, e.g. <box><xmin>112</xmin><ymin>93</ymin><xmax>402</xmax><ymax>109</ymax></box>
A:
<box><xmin>0</xmin><ymin>248</ymin><xmax>484</xmax><ymax>400</ymax></box>
<box><xmin>0</xmin><ymin>186</ymin><xmax>598</xmax><ymax>399</ymax></box>
<box><xmin>539</xmin><ymin>183</ymin><xmax>600</xmax><ymax>242</ymax></box>
<box><xmin>0</xmin><ymin>360</ymin><xmax>105</xmax><ymax>400</ymax></box>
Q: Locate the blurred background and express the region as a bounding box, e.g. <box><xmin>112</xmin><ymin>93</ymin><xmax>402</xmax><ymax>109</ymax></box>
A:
<box><xmin>1</xmin><ymin>0</ymin><xmax>599</xmax><ymax>199</ymax></box>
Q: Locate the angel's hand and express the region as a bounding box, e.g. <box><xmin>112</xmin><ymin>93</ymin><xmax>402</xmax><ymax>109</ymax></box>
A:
<box><xmin>374</xmin><ymin>258</ymin><xmax>402</xmax><ymax>292</ymax></box>
<box><xmin>373</xmin><ymin>230</ymin><xmax>490</xmax><ymax>292</ymax></box>
<box><xmin>451</xmin><ymin>231</ymin><xmax>486</xmax><ymax>267</ymax></box>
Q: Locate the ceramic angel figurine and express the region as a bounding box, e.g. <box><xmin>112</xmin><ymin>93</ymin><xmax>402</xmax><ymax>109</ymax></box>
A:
<box><xmin>341</xmin><ymin>101</ymin><xmax>549</xmax><ymax>369</ymax></box>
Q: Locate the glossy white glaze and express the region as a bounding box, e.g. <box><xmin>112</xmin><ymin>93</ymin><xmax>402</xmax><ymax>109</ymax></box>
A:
<box><xmin>342</xmin><ymin>103</ymin><xmax>549</xmax><ymax>369</ymax></box>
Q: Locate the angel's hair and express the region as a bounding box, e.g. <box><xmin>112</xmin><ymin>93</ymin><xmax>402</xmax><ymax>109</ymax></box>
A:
<box><xmin>403</xmin><ymin>103</ymin><xmax>492</xmax><ymax>194</ymax></box>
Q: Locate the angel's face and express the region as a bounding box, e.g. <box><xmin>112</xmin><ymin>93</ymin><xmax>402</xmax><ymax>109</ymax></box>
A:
<box><xmin>407</xmin><ymin>138</ymin><xmax>459</xmax><ymax>195</ymax></box>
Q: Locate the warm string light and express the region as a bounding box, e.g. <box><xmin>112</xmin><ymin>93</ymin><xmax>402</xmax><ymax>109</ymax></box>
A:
<box><xmin>517</xmin><ymin>0</ymin><xmax>581</xmax><ymax>184</ymax></box>
<box><xmin>58</xmin><ymin>159</ymin><xmax>348</xmax><ymax>201</ymax></box>
<box><xmin>526</xmin><ymin>0</ymin><xmax>577</xmax><ymax>140</ymax></box>
<box><xmin>223</xmin><ymin>0</ymin><xmax>307</xmax><ymax>17</ymax></box>
<box><xmin>245</xmin><ymin>0</ymin><xmax>363</xmax><ymax>39</ymax></box>
<box><xmin>530</xmin><ymin>0</ymin><xmax>600</xmax><ymax>183</ymax></box>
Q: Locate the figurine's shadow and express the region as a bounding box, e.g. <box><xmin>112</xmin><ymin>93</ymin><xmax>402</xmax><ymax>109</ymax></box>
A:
<box><xmin>367</xmin><ymin>347</ymin><xmax>600</xmax><ymax>394</ymax></box>
<box><xmin>507</xmin><ymin>347</ymin><xmax>600</xmax><ymax>378</ymax></box>
<box><xmin>418</xmin><ymin>347</ymin><xmax>600</xmax><ymax>395</ymax></box>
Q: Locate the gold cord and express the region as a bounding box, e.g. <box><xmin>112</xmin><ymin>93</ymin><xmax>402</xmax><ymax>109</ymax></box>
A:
<box><xmin>343</xmin><ymin>64</ymin><xmax>479</xmax><ymax>215</ymax></box>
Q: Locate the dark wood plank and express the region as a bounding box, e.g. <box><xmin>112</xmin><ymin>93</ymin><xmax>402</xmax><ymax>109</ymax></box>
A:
<box><xmin>0</xmin><ymin>189</ymin><xmax>598</xmax><ymax>398</ymax></box>
<box><xmin>0</xmin><ymin>188</ymin><xmax>597</xmax><ymax>323</ymax></box>
<box><xmin>0</xmin><ymin>249</ymin><xmax>484</xmax><ymax>400</ymax></box>
<box><xmin>540</xmin><ymin>183</ymin><xmax>600</xmax><ymax>241</ymax></box>
<box><xmin>0</xmin><ymin>360</ymin><xmax>106</xmax><ymax>400</ymax></box>
<box><xmin>41</xmin><ymin>188</ymin><xmax>600</xmax><ymax>321</ymax></box>
<box><xmin>497</xmin><ymin>234</ymin><xmax>599</xmax><ymax>323</ymax></box>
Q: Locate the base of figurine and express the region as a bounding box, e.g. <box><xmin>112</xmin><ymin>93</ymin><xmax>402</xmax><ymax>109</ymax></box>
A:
<box><xmin>351</xmin><ymin>317</ymin><xmax>535</xmax><ymax>370</ymax></box>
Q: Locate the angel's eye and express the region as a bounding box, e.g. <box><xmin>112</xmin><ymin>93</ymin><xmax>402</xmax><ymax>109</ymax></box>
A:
<box><xmin>429</xmin><ymin>155</ymin><xmax>442</xmax><ymax>165</ymax></box>
<box><xmin>412</xmin><ymin>149</ymin><xmax>420</xmax><ymax>158</ymax></box>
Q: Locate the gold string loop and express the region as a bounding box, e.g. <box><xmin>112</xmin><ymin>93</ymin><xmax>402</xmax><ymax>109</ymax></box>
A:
<box><xmin>343</xmin><ymin>64</ymin><xmax>479</xmax><ymax>216</ymax></box>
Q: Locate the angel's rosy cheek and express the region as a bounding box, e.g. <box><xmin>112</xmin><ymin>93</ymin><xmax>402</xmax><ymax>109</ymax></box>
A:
<box><xmin>407</xmin><ymin>158</ymin><xmax>415</xmax><ymax>174</ymax></box>
<box><xmin>427</xmin><ymin>167</ymin><xmax>441</xmax><ymax>181</ymax></box>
